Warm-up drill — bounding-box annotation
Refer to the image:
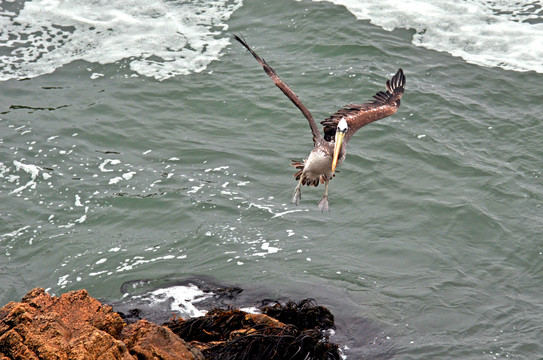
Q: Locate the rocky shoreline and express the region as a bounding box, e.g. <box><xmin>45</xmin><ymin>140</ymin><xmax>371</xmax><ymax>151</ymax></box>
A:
<box><xmin>0</xmin><ymin>288</ymin><xmax>341</xmax><ymax>359</ymax></box>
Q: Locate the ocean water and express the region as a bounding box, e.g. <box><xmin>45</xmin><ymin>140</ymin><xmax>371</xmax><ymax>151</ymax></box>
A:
<box><xmin>1</xmin><ymin>0</ymin><xmax>542</xmax><ymax>358</ymax></box>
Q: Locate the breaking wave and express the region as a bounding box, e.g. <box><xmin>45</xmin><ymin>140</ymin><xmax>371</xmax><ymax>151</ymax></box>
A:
<box><xmin>0</xmin><ymin>0</ymin><xmax>242</xmax><ymax>81</ymax></box>
<box><xmin>315</xmin><ymin>0</ymin><xmax>543</xmax><ymax>73</ymax></box>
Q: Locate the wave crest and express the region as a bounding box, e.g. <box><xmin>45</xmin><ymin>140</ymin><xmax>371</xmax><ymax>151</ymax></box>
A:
<box><xmin>0</xmin><ymin>0</ymin><xmax>242</xmax><ymax>81</ymax></box>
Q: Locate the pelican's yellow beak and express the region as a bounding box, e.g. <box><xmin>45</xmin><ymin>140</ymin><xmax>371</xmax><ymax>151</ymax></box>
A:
<box><xmin>331</xmin><ymin>131</ymin><xmax>345</xmax><ymax>174</ymax></box>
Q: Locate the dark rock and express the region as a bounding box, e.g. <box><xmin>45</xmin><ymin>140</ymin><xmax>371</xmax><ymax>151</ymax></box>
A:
<box><xmin>165</xmin><ymin>300</ymin><xmax>341</xmax><ymax>360</ymax></box>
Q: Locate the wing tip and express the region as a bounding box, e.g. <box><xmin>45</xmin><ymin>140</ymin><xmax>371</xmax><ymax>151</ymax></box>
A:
<box><xmin>233</xmin><ymin>34</ymin><xmax>251</xmax><ymax>52</ymax></box>
<box><xmin>386</xmin><ymin>68</ymin><xmax>405</xmax><ymax>93</ymax></box>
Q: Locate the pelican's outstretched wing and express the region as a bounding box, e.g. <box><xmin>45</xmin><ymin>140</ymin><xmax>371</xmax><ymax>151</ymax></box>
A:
<box><xmin>321</xmin><ymin>68</ymin><xmax>405</xmax><ymax>143</ymax></box>
<box><xmin>235</xmin><ymin>35</ymin><xmax>322</xmax><ymax>144</ymax></box>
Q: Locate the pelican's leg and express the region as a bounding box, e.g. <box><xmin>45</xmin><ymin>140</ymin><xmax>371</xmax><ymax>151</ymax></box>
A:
<box><xmin>291</xmin><ymin>177</ymin><xmax>303</xmax><ymax>205</ymax></box>
<box><xmin>317</xmin><ymin>179</ymin><xmax>330</xmax><ymax>212</ymax></box>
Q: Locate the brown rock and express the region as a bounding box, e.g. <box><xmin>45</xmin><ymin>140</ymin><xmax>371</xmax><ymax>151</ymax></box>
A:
<box><xmin>22</xmin><ymin>288</ymin><xmax>125</xmax><ymax>337</ymax></box>
<box><xmin>121</xmin><ymin>319</ymin><xmax>203</xmax><ymax>360</ymax></box>
<box><xmin>0</xmin><ymin>289</ymin><xmax>130</xmax><ymax>360</ymax></box>
<box><xmin>0</xmin><ymin>288</ymin><xmax>202</xmax><ymax>360</ymax></box>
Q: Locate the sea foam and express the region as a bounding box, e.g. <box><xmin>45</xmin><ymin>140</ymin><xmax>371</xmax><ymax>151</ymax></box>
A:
<box><xmin>314</xmin><ymin>0</ymin><xmax>543</xmax><ymax>73</ymax></box>
<box><xmin>0</xmin><ymin>0</ymin><xmax>243</xmax><ymax>81</ymax></box>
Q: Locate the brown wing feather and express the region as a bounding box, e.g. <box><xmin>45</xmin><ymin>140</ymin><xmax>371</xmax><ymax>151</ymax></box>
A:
<box><xmin>321</xmin><ymin>68</ymin><xmax>405</xmax><ymax>142</ymax></box>
<box><xmin>234</xmin><ymin>35</ymin><xmax>322</xmax><ymax>143</ymax></box>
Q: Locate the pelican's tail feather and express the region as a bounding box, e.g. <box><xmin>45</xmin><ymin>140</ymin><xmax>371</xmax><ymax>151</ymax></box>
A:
<box><xmin>291</xmin><ymin>160</ymin><xmax>305</xmax><ymax>180</ymax></box>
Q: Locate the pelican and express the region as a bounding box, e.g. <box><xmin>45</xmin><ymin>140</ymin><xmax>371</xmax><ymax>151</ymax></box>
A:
<box><xmin>235</xmin><ymin>35</ymin><xmax>405</xmax><ymax>211</ymax></box>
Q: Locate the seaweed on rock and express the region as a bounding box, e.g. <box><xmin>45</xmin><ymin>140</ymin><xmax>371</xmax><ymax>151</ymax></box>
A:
<box><xmin>261</xmin><ymin>298</ymin><xmax>335</xmax><ymax>331</ymax></box>
<box><xmin>205</xmin><ymin>325</ymin><xmax>340</xmax><ymax>360</ymax></box>
<box><xmin>165</xmin><ymin>299</ymin><xmax>340</xmax><ymax>360</ymax></box>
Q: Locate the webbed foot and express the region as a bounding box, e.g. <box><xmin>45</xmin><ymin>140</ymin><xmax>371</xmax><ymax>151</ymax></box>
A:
<box><xmin>317</xmin><ymin>195</ymin><xmax>329</xmax><ymax>212</ymax></box>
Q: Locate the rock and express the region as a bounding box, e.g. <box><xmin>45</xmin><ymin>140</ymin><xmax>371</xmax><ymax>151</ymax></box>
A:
<box><xmin>22</xmin><ymin>287</ymin><xmax>125</xmax><ymax>337</ymax></box>
<box><xmin>0</xmin><ymin>288</ymin><xmax>340</xmax><ymax>360</ymax></box>
<box><xmin>165</xmin><ymin>301</ymin><xmax>340</xmax><ymax>360</ymax></box>
<box><xmin>0</xmin><ymin>288</ymin><xmax>202</xmax><ymax>360</ymax></box>
<box><xmin>121</xmin><ymin>319</ymin><xmax>203</xmax><ymax>360</ymax></box>
<box><xmin>0</xmin><ymin>288</ymin><xmax>130</xmax><ymax>360</ymax></box>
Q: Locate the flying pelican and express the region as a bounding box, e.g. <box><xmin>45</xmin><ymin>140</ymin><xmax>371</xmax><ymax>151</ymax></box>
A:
<box><xmin>235</xmin><ymin>35</ymin><xmax>405</xmax><ymax>211</ymax></box>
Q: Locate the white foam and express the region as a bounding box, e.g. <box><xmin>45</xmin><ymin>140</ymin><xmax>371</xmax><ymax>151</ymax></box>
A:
<box><xmin>0</xmin><ymin>0</ymin><xmax>243</xmax><ymax>81</ymax></box>
<box><xmin>205</xmin><ymin>165</ymin><xmax>230</xmax><ymax>173</ymax></box>
<box><xmin>272</xmin><ymin>208</ymin><xmax>307</xmax><ymax>218</ymax></box>
<box><xmin>13</xmin><ymin>160</ymin><xmax>41</xmax><ymax>180</ymax></box>
<box><xmin>57</xmin><ymin>275</ymin><xmax>69</xmax><ymax>287</ymax></box>
<box><xmin>116</xmin><ymin>254</ymin><xmax>179</xmax><ymax>272</ymax></box>
<box><xmin>148</xmin><ymin>285</ymin><xmax>211</xmax><ymax>318</ymax></box>
<box><xmin>99</xmin><ymin>159</ymin><xmax>121</xmax><ymax>172</ymax></box>
<box><xmin>1</xmin><ymin>225</ymin><xmax>30</xmax><ymax>239</ymax></box>
<box><xmin>108</xmin><ymin>170</ymin><xmax>136</xmax><ymax>185</ymax></box>
<box><xmin>252</xmin><ymin>242</ymin><xmax>282</xmax><ymax>257</ymax></box>
<box><xmin>241</xmin><ymin>307</ymin><xmax>260</xmax><ymax>314</ymax></box>
<box><xmin>89</xmin><ymin>270</ymin><xmax>109</xmax><ymax>277</ymax></box>
<box><xmin>74</xmin><ymin>213</ymin><xmax>87</xmax><ymax>223</ymax></box>
<box><xmin>10</xmin><ymin>160</ymin><xmax>42</xmax><ymax>194</ymax></box>
<box><xmin>0</xmin><ymin>162</ymin><xmax>7</xmax><ymax>178</ymax></box>
<box><xmin>122</xmin><ymin>171</ymin><xmax>136</xmax><ymax>180</ymax></box>
<box><xmin>6</xmin><ymin>174</ymin><xmax>19</xmax><ymax>183</ymax></box>
<box><xmin>314</xmin><ymin>0</ymin><xmax>543</xmax><ymax>73</ymax></box>
<box><xmin>187</xmin><ymin>184</ymin><xmax>205</xmax><ymax>194</ymax></box>
<box><xmin>109</xmin><ymin>176</ymin><xmax>123</xmax><ymax>184</ymax></box>
<box><xmin>10</xmin><ymin>181</ymin><xmax>36</xmax><ymax>194</ymax></box>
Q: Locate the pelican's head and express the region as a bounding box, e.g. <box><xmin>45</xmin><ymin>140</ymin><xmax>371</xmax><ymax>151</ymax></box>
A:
<box><xmin>331</xmin><ymin>118</ymin><xmax>348</xmax><ymax>173</ymax></box>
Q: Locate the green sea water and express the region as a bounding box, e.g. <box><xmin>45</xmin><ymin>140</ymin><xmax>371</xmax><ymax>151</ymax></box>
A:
<box><xmin>1</xmin><ymin>0</ymin><xmax>542</xmax><ymax>358</ymax></box>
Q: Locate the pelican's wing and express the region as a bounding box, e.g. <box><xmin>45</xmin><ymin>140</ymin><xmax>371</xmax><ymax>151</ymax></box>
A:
<box><xmin>321</xmin><ymin>68</ymin><xmax>405</xmax><ymax>143</ymax></box>
<box><xmin>235</xmin><ymin>35</ymin><xmax>322</xmax><ymax>143</ymax></box>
